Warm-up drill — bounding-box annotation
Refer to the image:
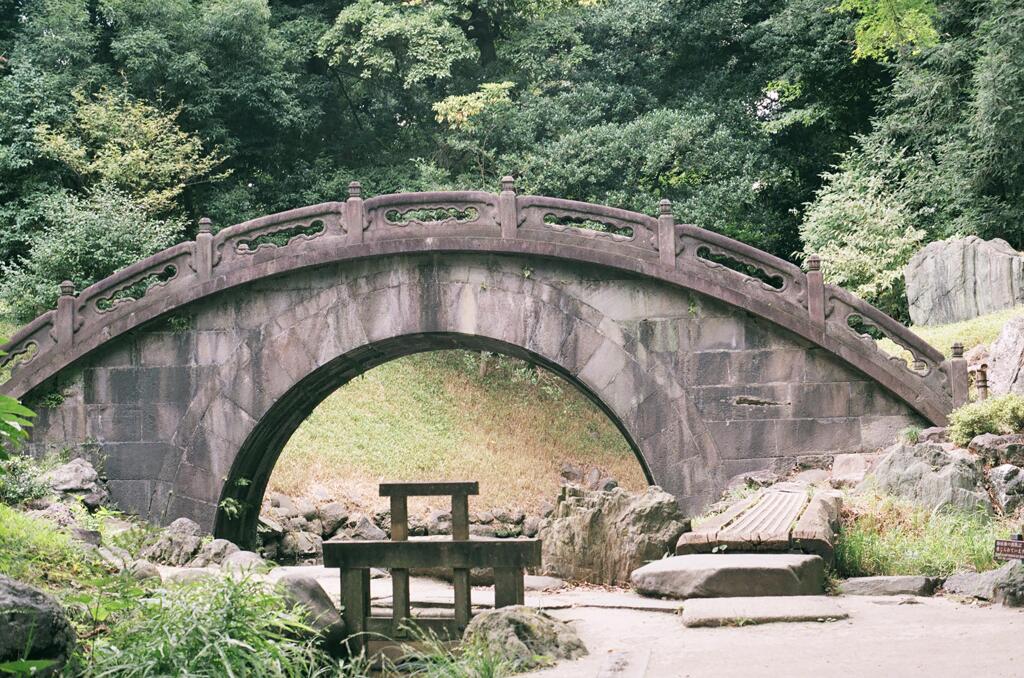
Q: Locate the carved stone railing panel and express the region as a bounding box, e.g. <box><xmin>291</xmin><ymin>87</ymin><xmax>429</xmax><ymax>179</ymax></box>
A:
<box><xmin>516</xmin><ymin>196</ymin><xmax>659</xmax><ymax>257</ymax></box>
<box><xmin>677</xmin><ymin>225</ymin><xmax>808</xmax><ymax>309</ymax></box>
<box><xmin>214</xmin><ymin>203</ymin><xmax>344</xmax><ymax>268</ymax></box>
<box><xmin>75</xmin><ymin>244</ymin><xmax>194</xmax><ymax>330</ymax></box>
<box><xmin>825</xmin><ymin>285</ymin><xmax>946</xmax><ymax>383</ymax></box>
<box><xmin>0</xmin><ymin>313</ymin><xmax>55</xmax><ymax>379</ymax></box>
<box><xmin>363</xmin><ymin>192</ymin><xmax>499</xmax><ymax>239</ymax></box>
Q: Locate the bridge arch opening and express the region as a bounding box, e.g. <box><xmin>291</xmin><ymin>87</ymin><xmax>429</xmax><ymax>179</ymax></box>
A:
<box><xmin>215</xmin><ymin>333</ymin><xmax>654</xmax><ymax>545</ymax></box>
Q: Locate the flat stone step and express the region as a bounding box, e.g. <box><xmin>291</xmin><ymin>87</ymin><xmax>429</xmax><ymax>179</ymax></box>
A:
<box><xmin>677</xmin><ymin>482</ymin><xmax>841</xmax><ymax>562</ymax></box>
<box><xmin>839</xmin><ymin>575</ymin><xmax>942</xmax><ymax>596</ymax></box>
<box><xmin>630</xmin><ymin>553</ymin><xmax>826</xmax><ymax>600</ymax></box>
<box><xmin>681</xmin><ymin>596</ymin><xmax>848</xmax><ymax>627</ymax></box>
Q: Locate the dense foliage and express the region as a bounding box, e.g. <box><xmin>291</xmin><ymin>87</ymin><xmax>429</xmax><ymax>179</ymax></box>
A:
<box><xmin>0</xmin><ymin>0</ymin><xmax>1020</xmax><ymax>320</ymax></box>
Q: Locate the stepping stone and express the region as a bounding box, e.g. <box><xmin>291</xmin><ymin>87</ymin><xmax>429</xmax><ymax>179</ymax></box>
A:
<box><xmin>630</xmin><ymin>553</ymin><xmax>825</xmax><ymax>600</ymax></box>
<box><xmin>677</xmin><ymin>482</ymin><xmax>841</xmax><ymax>562</ymax></box>
<box><xmin>681</xmin><ymin>596</ymin><xmax>848</xmax><ymax>627</ymax></box>
<box><xmin>839</xmin><ymin>575</ymin><xmax>942</xmax><ymax>596</ymax></box>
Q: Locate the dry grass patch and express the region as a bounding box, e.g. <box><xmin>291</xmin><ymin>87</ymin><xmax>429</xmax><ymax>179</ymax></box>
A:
<box><xmin>269</xmin><ymin>351</ymin><xmax>647</xmax><ymax>516</ymax></box>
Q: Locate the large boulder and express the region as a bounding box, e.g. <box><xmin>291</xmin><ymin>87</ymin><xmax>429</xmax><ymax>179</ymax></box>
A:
<box><xmin>988</xmin><ymin>317</ymin><xmax>1024</xmax><ymax>396</ymax></box>
<box><xmin>630</xmin><ymin>553</ymin><xmax>825</xmax><ymax>599</ymax></box>
<box><xmin>904</xmin><ymin>236</ymin><xmax>1024</xmax><ymax>326</ymax></box>
<box><xmin>537</xmin><ymin>486</ymin><xmax>690</xmax><ymax>585</ymax></box>
<box><xmin>0</xmin><ymin>576</ymin><xmax>76</xmax><ymax>675</ymax></box>
<box><xmin>277</xmin><ymin>574</ymin><xmax>346</xmax><ymax>655</ymax></box>
<box><xmin>968</xmin><ymin>433</ymin><xmax>1024</xmax><ymax>465</ymax></box>
<box><xmin>140</xmin><ymin>517</ymin><xmax>205</xmax><ymax>566</ymax></box>
<box><xmin>864</xmin><ymin>442</ymin><xmax>991</xmax><ymax>513</ymax></box>
<box><xmin>944</xmin><ymin>562</ymin><xmax>1024</xmax><ymax>605</ymax></box>
<box><xmin>463</xmin><ymin>606</ymin><xmax>587</xmax><ymax>670</ymax></box>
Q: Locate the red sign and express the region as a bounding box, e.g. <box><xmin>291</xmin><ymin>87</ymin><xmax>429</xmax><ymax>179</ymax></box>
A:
<box><xmin>994</xmin><ymin>539</ymin><xmax>1024</xmax><ymax>561</ymax></box>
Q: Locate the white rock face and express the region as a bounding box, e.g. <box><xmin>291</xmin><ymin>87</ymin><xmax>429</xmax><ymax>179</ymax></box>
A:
<box><xmin>988</xmin><ymin>317</ymin><xmax>1024</xmax><ymax>395</ymax></box>
<box><xmin>905</xmin><ymin>236</ymin><xmax>1024</xmax><ymax>326</ymax></box>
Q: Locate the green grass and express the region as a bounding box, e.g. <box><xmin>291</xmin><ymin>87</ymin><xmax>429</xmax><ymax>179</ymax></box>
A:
<box><xmin>835</xmin><ymin>492</ymin><xmax>1014</xmax><ymax>577</ymax></box>
<box><xmin>271</xmin><ymin>351</ymin><xmax>646</xmax><ymax>515</ymax></box>
<box><xmin>878</xmin><ymin>307</ymin><xmax>1024</xmax><ymax>358</ymax></box>
<box><xmin>0</xmin><ymin>504</ymin><xmax>99</xmax><ymax>588</ymax></box>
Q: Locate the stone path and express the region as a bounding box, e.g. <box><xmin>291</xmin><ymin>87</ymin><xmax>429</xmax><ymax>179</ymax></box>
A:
<box><xmin>524</xmin><ymin>595</ymin><xmax>1024</xmax><ymax>677</ymax></box>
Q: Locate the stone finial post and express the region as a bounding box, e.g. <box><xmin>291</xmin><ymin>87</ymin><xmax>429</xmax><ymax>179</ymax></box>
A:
<box><xmin>805</xmin><ymin>254</ymin><xmax>825</xmax><ymax>329</ymax></box>
<box><xmin>949</xmin><ymin>342</ymin><xmax>969</xmax><ymax>408</ymax></box>
<box><xmin>55</xmin><ymin>280</ymin><xmax>75</xmax><ymax>348</ymax></box>
<box><xmin>195</xmin><ymin>217</ymin><xmax>214</xmax><ymax>282</ymax></box>
<box><xmin>499</xmin><ymin>175</ymin><xmax>518</xmax><ymax>240</ymax></box>
<box><xmin>346</xmin><ymin>181</ymin><xmax>366</xmax><ymax>244</ymax></box>
<box><xmin>658</xmin><ymin>199</ymin><xmax>676</xmax><ymax>268</ymax></box>
<box><xmin>976</xmin><ymin>363</ymin><xmax>989</xmax><ymax>401</ymax></box>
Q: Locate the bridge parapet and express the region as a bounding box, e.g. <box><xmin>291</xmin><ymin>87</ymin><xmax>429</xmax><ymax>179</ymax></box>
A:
<box><xmin>1</xmin><ymin>178</ymin><xmax>961</xmax><ymax>423</ymax></box>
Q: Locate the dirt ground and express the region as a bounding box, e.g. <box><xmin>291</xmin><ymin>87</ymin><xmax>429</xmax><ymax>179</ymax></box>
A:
<box><xmin>525</xmin><ymin>595</ymin><xmax>1024</xmax><ymax>678</ymax></box>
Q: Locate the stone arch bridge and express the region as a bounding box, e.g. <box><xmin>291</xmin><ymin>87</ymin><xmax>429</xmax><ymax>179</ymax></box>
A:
<box><xmin>1</xmin><ymin>180</ymin><xmax>967</xmax><ymax>543</ymax></box>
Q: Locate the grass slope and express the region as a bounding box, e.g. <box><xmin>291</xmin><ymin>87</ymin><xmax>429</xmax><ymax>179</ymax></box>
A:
<box><xmin>878</xmin><ymin>307</ymin><xmax>1024</xmax><ymax>358</ymax></box>
<box><xmin>269</xmin><ymin>351</ymin><xmax>647</xmax><ymax>515</ymax></box>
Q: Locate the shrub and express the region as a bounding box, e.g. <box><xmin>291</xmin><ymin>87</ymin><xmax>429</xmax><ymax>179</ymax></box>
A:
<box><xmin>85</xmin><ymin>576</ymin><xmax>337</xmax><ymax>678</ymax></box>
<box><xmin>948</xmin><ymin>394</ymin><xmax>1024</xmax><ymax>447</ymax></box>
<box><xmin>0</xmin><ymin>453</ymin><xmax>50</xmax><ymax>505</ymax></box>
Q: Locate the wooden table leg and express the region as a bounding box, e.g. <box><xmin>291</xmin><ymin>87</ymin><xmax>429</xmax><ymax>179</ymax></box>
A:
<box><xmin>452</xmin><ymin>493</ymin><xmax>472</xmax><ymax>628</ymax></box>
<box><xmin>494</xmin><ymin>567</ymin><xmax>521</xmax><ymax>608</ymax></box>
<box><xmin>341</xmin><ymin>567</ymin><xmax>369</xmax><ymax>656</ymax></box>
<box><xmin>390</xmin><ymin>495</ymin><xmax>411</xmax><ymax>633</ymax></box>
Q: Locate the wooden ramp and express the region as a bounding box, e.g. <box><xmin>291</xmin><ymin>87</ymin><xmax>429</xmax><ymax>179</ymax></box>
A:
<box><xmin>676</xmin><ymin>482</ymin><xmax>841</xmax><ymax>563</ymax></box>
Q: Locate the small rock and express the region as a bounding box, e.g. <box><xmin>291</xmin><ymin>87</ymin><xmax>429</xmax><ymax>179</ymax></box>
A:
<box><xmin>343</xmin><ymin>515</ymin><xmax>387</xmax><ymax>541</ymax></box>
<box><xmin>0</xmin><ymin>575</ymin><xmax>76</xmax><ymax>675</ymax></box>
<box><xmin>258</xmin><ymin>514</ymin><xmax>284</xmax><ymax>538</ymax></box>
<box><xmin>993</xmin><ymin>565</ymin><xmax>1024</xmax><ymax>607</ymax></box>
<box><xmin>267</xmin><ymin>492</ymin><xmax>294</xmax><ymax>510</ymax></box>
<box><xmin>522</xmin><ymin>516</ymin><xmax>541</xmax><ymax>538</ymax></box>
<box><xmin>583</xmin><ymin>468</ymin><xmax>602</xmax><ymax>490</ymax></box>
<box><xmin>187</xmin><ymin>538</ymin><xmax>240</xmax><ymax>568</ymax></box>
<box><xmin>280</xmin><ymin>531</ymin><xmax>323</xmax><ymax>560</ymax></box>
<box><xmin>162</xmin><ymin>567</ymin><xmax>218</xmax><ymax>585</ymax></box>
<box><xmin>42</xmin><ymin>458</ymin><xmax>99</xmax><ymax>493</ymax></box>
<box><xmin>494</xmin><ymin>508</ymin><xmax>526</xmax><ymax>525</ymax></box>
<box><xmin>97</xmin><ymin>545</ymin><xmax>132</xmax><ymax>570</ymax></box>
<box><xmin>278</xmin><ymin>574</ymin><xmax>346</xmax><ymax>655</ymax></box>
<box><xmin>839</xmin><ymin>576</ymin><xmax>942</xmax><ymax>596</ymax></box>
<box><xmin>470</xmin><ymin>524</ymin><xmax>498</xmax><ymax>538</ymax></box>
<box><xmin>965</xmin><ymin>344</ymin><xmax>990</xmax><ymax>373</ymax></box>
<box><xmin>918</xmin><ymin>427</ymin><xmax>949</xmax><ymax>443</ymax></box>
<box><xmin>408</xmin><ymin>517</ymin><xmax>428</xmax><ymax>536</ymax></box>
<box><xmin>294</xmin><ymin>497</ymin><xmax>318</xmax><ymax>521</ymax></box>
<box><xmin>474</xmin><ymin>511</ymin><xmax>495</xmax><ymax>525</ymax></box>
<box><xmin>140</xmin><ymin>517</ymin><xmax>204</xmax><ymax>566</ymax></box>
<box><xmin>559</xmin><ymin>463</ymin><xmax>582</xmax><ymax>484</ymax></box>
<box><xmin>464</xmin><ymin>606</ymin><xmax>587</xmax><ymax>670</ymax></box>
<box><xmin>317</xmin><ymin>502</ymin><xmax>348</xmax><ymax>537</ymax></box>
<box><xmin>726</xmin><ymin>469</ymin><xmax>780</xmax><ymax>491</ymax></box>
<box><xmin>307</xmin><ymin>518</ymin><xmax>325</xmax><ymax>537</ymax></box>
<box><xmin>792</xmin><ymin>469</ymin><xmax>830</xmax><ymax>486</ymax></box>
<box><xmin>127</xmin><ymin>560</ymin><xmax>161</xmax><ymax>582</ymax></box>
<box><xmin>81</xmin><ymin>491</ymin><xmax>107</xmax><ymax>512</ymax></box>
<box><xmin>524</xmin><ymin>575</ymin><xmax>566</xmax><ymax>591</ymax></box>
<box><xmin>282</xmin><ymin>515</ymin><xmax>310</xmax><ymax>533</ymax></box>
<box><xmin>539</xmin><ymin>501</ymin><xmax>555</xmax><ymax>518</ymax></box>
<box><xmin>222</xmin><ymin>550</ymin><xmax>267</xmax><ymax>573</ymax></box>
<box><xmin>597</xmin><ymin>478</ymin><xmax>618</xmax><ymax>491</ymax></box>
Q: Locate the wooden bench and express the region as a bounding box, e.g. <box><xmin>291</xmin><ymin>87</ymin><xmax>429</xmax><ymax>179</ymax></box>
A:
<box><xmin>323</xmin><ymin>481</ymin><xmax>541</xmax><ymax>655</ymax></box>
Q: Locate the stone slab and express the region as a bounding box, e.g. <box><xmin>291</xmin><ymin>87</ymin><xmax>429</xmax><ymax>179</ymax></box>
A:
<box><xmin>630</xmin><ymin>553</ymin><xmax>826</xmax><ymax>600</ymax></box>
<box><xmin>839</xmin><ymin>576</ymin><xmax>942</xmax><ymax>596</ymax></box>
<box><xmin>680</xmin><ymin>596</ymin><xmax>847</xmax><ymax>627</ymax></box>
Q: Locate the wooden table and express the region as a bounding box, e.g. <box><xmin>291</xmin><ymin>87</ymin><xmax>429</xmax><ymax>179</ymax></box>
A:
<box><xmin>323</xmin><ymin>481</ymin><xmax>541</xmax><ymax>655</ymax></box>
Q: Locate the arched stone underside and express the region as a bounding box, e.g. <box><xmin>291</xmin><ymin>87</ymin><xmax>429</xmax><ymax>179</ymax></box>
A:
<box><xmin>2</xmin><ymin>187</ymin><xmax>964</xmax><ymax>538</ymax></box>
